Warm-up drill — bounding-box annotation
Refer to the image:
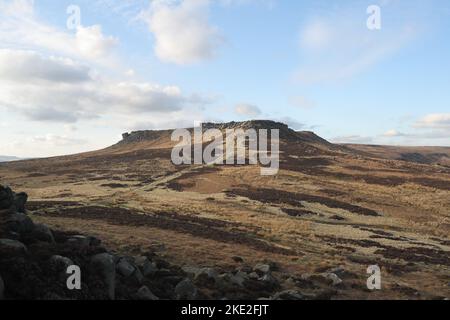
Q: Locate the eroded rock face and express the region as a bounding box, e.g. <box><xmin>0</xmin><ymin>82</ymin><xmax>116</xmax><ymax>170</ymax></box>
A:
<box><xmin>118</xmin><ymin>120</ymin><xmax>324</xmax><ymax>146</ymax></box>
<box><xmin>13</xmin><ymin>192</ymin><xmax>28</xmax><ymax>213</ymax></box>
<box><xmin>90</xmin><ymin>253</ymin><xmax>116</xmax><ymax>300</ymax></box>
<box><xmin>0</xmin><ymin>186</ymin><xmax>14</xmax><ymax>210</ymax></box>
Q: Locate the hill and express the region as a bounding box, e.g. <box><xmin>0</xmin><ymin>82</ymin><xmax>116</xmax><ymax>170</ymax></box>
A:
<box><xmin>0</xmin><ymin>120</ymin><xmax>449</xmax><ymax>300</ymax></box>
<box><xmin>0</xmin><ymin>156</ymin><xmax>20</xmax><ymax>163</ymax></box>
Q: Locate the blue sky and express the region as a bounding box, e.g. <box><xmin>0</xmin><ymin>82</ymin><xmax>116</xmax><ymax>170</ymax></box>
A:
<box><xmin>0</xmin><ymin>0</ymin><xmax>449</xmax><ymax>157</ymax></box>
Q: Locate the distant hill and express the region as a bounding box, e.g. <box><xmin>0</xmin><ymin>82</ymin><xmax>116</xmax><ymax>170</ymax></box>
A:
<box><xmin>0</xmin><ymin>155</ymin><xmax>20</xmax><ymax>162</ymax></box>
<box><xmin>343</xmin><ymin>144</ymin><xmax>450</xmax><ymax>166</ymax></box>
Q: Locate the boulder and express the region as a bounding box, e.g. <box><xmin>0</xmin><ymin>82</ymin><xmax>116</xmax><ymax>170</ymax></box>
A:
<box><xmin>229</xmin><ymin>271</ymin><xmax>248</xmax><ymax>287</ymax></box>
<box><xmin>0</xmin><ymin>274</ymin><xmax>4</xmax><ymax>300</ymax></box>
<box><xmin>183</xmin><ymin>266</ymin><xmax>219</xmax><ymax>284</ymax></box>
<box><xmin>254</xmin><ymin>263</ymin><xmax>271</xmax><ymax>275</ymax></box>
<box><xmin>272</xmin><ymin>290</ymin><xmax>304</xmax><ymax>300</ymax></box>
<box><xmin>49</xmin><ymin>255</ymin><xmax>74</xmax><ymax>282</ymax></box>
<box><xmin>322</xmin><ymin>273</ymin><xmax>343</xmax><ymax>286</ymax></box>
<box><xmin>135</xmin><ymin>286</ymin><xmax>159</xmax><ymax>300</ymax></box>
<box><xmin>135</xmin><ymin>256</ymin><xmax>158</xmax><ymax>277</ymax></box>
<box><xmin>312</xmin><ymin>289</ymin><xmax>338</xmax><ymax>300</ymax></box>
<box><xmin>248</xmin><ymin>272</ymin><xmax>260</xmax><ymax>280</ymax></box>
<box><xmin>175</xmin><ymin>279</ymin><xmax>198</xmax><ymax>300</ymax></box>
<box><xmin>90</xmin><ymin>253</ymin><xmax>116</xmax><ymax>300</ymax></box>
<box><xmin>32</xmin><ymin>223</ymin><xmax>55</xmax><ymax>243</ymax></box>
<box><xmin>49</xmin><ymin>255</ymin><xmax>74</xmax><ymax>272</ymax></box>
<box><xmin>6</xmin><ymin>213</ymin><xmax>34</xmax><ymax>234</ymax></box>
<box><xmin>0</xmin><ymin>238</ymin><xmax>27</xmax><ymax>255</ymax></box>
<box><xmin>259</xmin><ymin>273</ymin><xmax>279</xmax><ymax>289</ymax></box>
<box><xmin>0</xmin><ymin>186</ymin><xmax>14</xmax><ymax>210</ymax></box>
<box><xmin>67</xmin><ymin>235</ymin><xmax>91</xmax><ymax>249</ymax></box>
<box><xmin>13</xmin><ymin>192</ymin><xmax>28</xmax><ymax>213</ymax></box>
<box><xmin>116</xmin><ymin>257</ymin><xmax>136</xmax><ymax>278</ymax></box>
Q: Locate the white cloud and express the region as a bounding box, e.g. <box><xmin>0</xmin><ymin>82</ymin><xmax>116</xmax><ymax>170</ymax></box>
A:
<box><xmin>0</xmin><ymin>49</ymin><xmax>203</xmax><ymax>123</ymax></box>
<box><xmin>0</xmin><ymin>49</ymin><xmax>91</xmax><ymax>83</ymax></box>
<box><xmin>0</xmin><ymin>0</ymin><xmax>119</xmax><ymax>66</ymax></box>
<box><xmin>337</xmin><ymin>114</ymin><xmax>450</xmax><ymax>146</ymax></box>
<box><xmin>383</xmin><ymin>129</ymin><xmax>405</xmax><ymax>137</ymax></box>
<box><xmin>235</xmin><ymin>103</ymin><xmax>261</xmax><ymax>117</ymax></box>
<box><xmin>414</xmin><ymin>113</ymin><xmax>450</xmax><ymax>130</ymax></box>
<box><xmin>75</xmin><ymin>25</ymin><xmax>119</xmax><ymax>60</ymax></box>
<box><xmin>30</xmin><ymin>134</ymin><xmax>86</xmax><ymax>147</ymax></box>
<box><xmin>140</xmin><ymin>0</ymin><xmax>223</xmax><ymax>64</ymax></box>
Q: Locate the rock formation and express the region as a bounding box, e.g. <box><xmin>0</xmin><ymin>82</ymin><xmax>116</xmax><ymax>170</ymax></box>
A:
<box><xmin>0</xmin><ymin>184</ymin><xmax>347</xmax><ymax>300</ymax></box>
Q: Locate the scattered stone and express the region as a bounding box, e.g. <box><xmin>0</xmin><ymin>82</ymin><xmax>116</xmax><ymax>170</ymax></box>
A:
<box><xmin>136</xmin><ymin>286</ymin><xmax>159</xmax><ymax>300</ymax></box>
<box><xmin>175</xmin><ymin>279</ymin><xmax>198</xmax><ymax>300</ymax></box>
<box><xmin>116</xmin><ymin>257</ymin><xmax>136</xmax><ymax>278</ymax></box>
<box><xmin>323</xmin><ymin>273</ymin><xmax>343</xmax><ymax>286</ymax></box>
<box><xmin>248</xmin><ymin>272</ymin><xmax>260</xmax><ymax>280</ymax></box>
<box><xmin>0</xmin><ymin>238</ymin><xmax>27</xmax><ymax>255</ymax></box>
<box><xmin>135</xmin><ymin>256</ymin><xmax>158</xmax><ymax>276</ymax></box>
<box><xmin>229</xmin><ymin>271</ymin><xmax>248</xmax><ymax>287</ymax></box>
<box><xmin>304</xmin><ymin>272</ymin><xmax>343</xmax><ymax>287</ymax></box>
<box><xmin>183</xmin><ymin>266</ymin><xmax>219</xmax><ymax>284</ymax></box>
<box><xmin>90</xmin><ymin>253</ymin><xmax>116</xmax><ymax>300</ymax></box>
<box><xmin>254</xmin><ymin>263</ymin><xmax>271</xmax><ymax>275</ymax></box>
<box><xmin>238</xmin><ymin>265</ymin><xmax>253</xmax><ymax>273</ymax></box>
<box><xmin>259</xmin><ymin>273</ymin><xmax>279</xmax><ymax>289</ymax></box>
<box><xmin>272</xmin><ymin>290</ymin><xmax>304</xmax><ymax>300</ymax></box>
<box><xmin>313</xmin><ymin>289</ymin><xmax>338</xmax><ymax>300</ymax></box>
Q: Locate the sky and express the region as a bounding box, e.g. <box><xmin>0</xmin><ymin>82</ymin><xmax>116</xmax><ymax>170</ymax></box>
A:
<box><xmin>0</xmin><ymin>0</ymin><xmax>449</xmax><ymax>158</ymax></box>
